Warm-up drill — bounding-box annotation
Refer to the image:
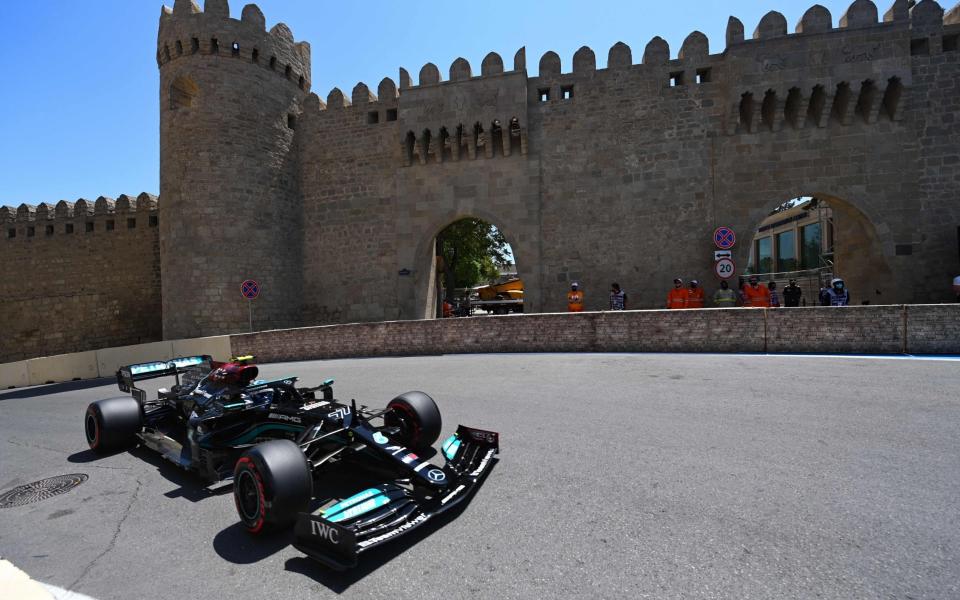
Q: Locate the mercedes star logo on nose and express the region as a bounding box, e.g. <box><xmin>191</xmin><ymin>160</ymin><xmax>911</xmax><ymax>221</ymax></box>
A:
<box><xmin>427</xmin><ymin>468</ymin><xmax>446</xmax><ymax>482</ymax></box>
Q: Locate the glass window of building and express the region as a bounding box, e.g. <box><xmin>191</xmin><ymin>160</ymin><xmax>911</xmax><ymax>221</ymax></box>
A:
<box><xmin>776</xmin><ymin>230</ymin><xmax>797</xmax><ymax>272</ymax></box>
<box><xmin>756</xmin><ymin>237</ymin><xmax>773</xmax><ymax>273</ymax></box>
<box><xmin>801</xmin><ymin>223</ymin><xmax>822</xmax><ymax>269</ymax></box>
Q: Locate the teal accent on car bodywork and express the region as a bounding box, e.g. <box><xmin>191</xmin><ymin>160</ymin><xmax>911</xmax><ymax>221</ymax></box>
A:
<box><xmin>221</xmin><ymin>423</ymin><xmax>305</xmax><ymax>446</ymax></box>
<box><xmin>323</xmin><ymin>488</ymin><xmax>392</xmax><ymax>523</ymax></box>
<box><xmin>442</xmin><ymin>435</ymin><xmax>461</xmax><ymax>460</ymax></box>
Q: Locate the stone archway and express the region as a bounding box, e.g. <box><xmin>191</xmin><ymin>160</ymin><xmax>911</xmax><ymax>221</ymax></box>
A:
<box><xmin>406</xmin><ymin>210</ymin><xmax>540</xmax><ymax>320</ymax></box>
<box><xmin>737</xmin><ymin>191</ymin><xmax>894</xmax><ymax>305</ymax></box>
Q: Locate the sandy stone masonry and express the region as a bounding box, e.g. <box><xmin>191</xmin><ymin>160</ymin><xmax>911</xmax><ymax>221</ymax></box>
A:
<box><xmin>2</xmin><ymin>0</ymin><xmax>959</xmax><ymax>359</ymax></box>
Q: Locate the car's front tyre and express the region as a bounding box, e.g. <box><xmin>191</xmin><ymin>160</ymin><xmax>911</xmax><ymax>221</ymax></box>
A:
<box><xmin>234</xmin><ymin>439</ymin><xmax>313</xmax><ymax>534</ymax></box>
<box><xmin>384</xmin><ymin>391</ymin><xmax>442</xmax><ymax>451</ymax></box>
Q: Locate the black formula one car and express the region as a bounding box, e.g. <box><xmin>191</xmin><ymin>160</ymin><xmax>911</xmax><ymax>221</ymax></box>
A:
<box><xmin>83</xmin><ymin>355</ymin><xmax>499</xmax><ymax>569</ymax></box>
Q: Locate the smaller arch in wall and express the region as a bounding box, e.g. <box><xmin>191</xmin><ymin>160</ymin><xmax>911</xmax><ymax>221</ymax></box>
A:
<box><xmin>806</xmin><ymin>84</ymin><xmax>827</xmax><ymax>127</ymax></box>
<box><xmin>726</xmin><ymin>17</ymin><xmax>745</xmax><ymax>46</ymax></box>
<box><xmin>378</xmin><ymin>77</ymin><xmax>398</xmax><ymax>100</ymax></box>
<box><xmin>760</xmin><ymin>90</ymin><xmax>778</xmax><ymax>131</ymax></box>
<box><xmin>830</xmin><ymin>82</ymin><xmax>853</xmax><ymax>124</ymax></box>
<box><xmin>55</xmin><ymin>200</ymin><xmax>74</xmax><ymax>218</ymax></box>
<box><xmin>854</xmin><ymin>79</ymin><xmax>878</xmax><ymax>123</ymax></box>
<box><xmin>352</xmin><ymin>82</ymin><xmax>375</xmax><ymax>105</ymax></box>
<box><xmin>326</xmin><ymin>87</ymin><xmax>349</xmax><ymax>109</ymax></box>
<box><xmin>169</xmin><ymin>75</ymin><xmax>198</xmax><ymax>110</ymax></box>
<box><xmin>74</xmin><ymin>199</ymin><xmax>93</xmax><ymax>217</ymax></box>
<box><xmin>880</xmin><ymin>76</ymin><xmax>904</xmax><ymax>120</ymax></box>
<box><xmin>738</xmin><ymin>92</ymin><xmax>755</xmax><ymax>133</ymax></box>
<box><xmin>784</xmin><ymin>87</ymin><xmax>803</xmax><ymax>129</ymax></box>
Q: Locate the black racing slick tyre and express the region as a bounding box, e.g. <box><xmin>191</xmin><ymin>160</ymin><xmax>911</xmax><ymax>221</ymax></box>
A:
<box><xmin>85</xmin><ymin>397</ymin><xmax>142</xmax><ymax>453</ymax></box>
<box><xmin>234</xmin><ymin>440</ymin><xmax>313</xmax><ymax>534</ymax></box>
<box><xmin>384</xmin><ymin>391</ymin><xmax>442</xmax><ymax>451</ymax></box>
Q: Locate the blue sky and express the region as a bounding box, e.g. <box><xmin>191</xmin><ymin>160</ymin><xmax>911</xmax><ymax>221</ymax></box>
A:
<box><xmin>0</xmin><ymin>0</ymin><xmax>875</xmax><ymax>207</ymax></box>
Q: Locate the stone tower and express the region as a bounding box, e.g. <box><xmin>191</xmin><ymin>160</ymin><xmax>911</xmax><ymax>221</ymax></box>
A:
<box><xmin>157</xmin><ymin>0</ymin><xmax>310</xmax><ymax>338</ymax></box>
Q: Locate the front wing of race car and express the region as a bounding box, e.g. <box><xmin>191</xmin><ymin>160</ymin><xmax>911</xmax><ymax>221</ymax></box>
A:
<box><xmin>293</xmin><ymin>425</ymin><xmax>499</xmax><ymax>569</ymax></box>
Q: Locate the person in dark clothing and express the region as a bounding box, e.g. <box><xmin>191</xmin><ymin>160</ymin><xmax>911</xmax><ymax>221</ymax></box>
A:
<box><xmin>783</xmin><ymin>279</ymin><xmax>803</xmax><ymax>307</ymax></box>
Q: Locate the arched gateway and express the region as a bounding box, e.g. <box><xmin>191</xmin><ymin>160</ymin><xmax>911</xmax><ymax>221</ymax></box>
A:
<box><xmin>150</xmin><ymin>0</ymin><xmax>958</xmax><ymax>337</ymax></box>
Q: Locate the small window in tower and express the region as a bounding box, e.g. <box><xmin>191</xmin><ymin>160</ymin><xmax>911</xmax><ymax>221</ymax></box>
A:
<box><xmin>175</xmin><ymin>40</ymin><xmax>183</xmax><ymax>56</ymax></box>
<box><xmin>285</xmin><ymin>65</ymin><xmax>292</xmax><ymax>79</ymax></box>
<box><xmin>210</xmin><ymin>38</ymin><xmax>219</xmax><ymax>54</ymax></box>
<box><xmin>944</xmin><ymin>34</ymin><xmax>959</xmax><ymax>52</ymax></box>
<box><xmin>231</xmin><ymin>42</ymin><xmax>240</xmax><ymax>56</ymax></box>
<box><xmin>911</xmin><ymin>38</ymin><xmax>929</xmax><ymax>56</ymax></box>
<box><xmin>65</xmin><ymin>223</ymin><xmax>74</xmax><ymax>234</ymax></box>
<box><xmin>287</xmin><ymin>114</ymin><xmax>297</xmax><ymax>130</ymax></box>
<box><xmin>367</xmin><ymin>111</ymin><xmax>380</xmax><ymax>124</ymax></box>
<box><xmin>85</xmin><ymin>222</ymin><xmax>94</xmax><ymax>233</ymax></box>
<box><xmin>299</xmin><ymin>76</ymin><xmax>306</xmax><ymax>90</ymax></box>
<box><xmin>106</xmin><ymin>220</ymin><xmax>115</xmax><ymax>231</ymax></box>
<box><xmin>8</xmin><ymin>228</ymin><xmax>15</xmax><ymax>239</ymax></box>
<box><xmin>45</xmin><ymin>225</ymin><xmax>54</xmax><ymax>236</ymax></box>
<box><xmin>27</xmin><ymin>226</ymin><xmax>35</xmax><ymax>237</ymax></box>
<box><xmin>252</xmin><ymin>48</ymin><xmax>260</xmax><ymax>63</ymax></box>
<box><xmin>149</xmin><ymin>215</ymin><xmax>159</xmax><ymax>227</ymax></box>
<box><xmin>127</xmin><ymin>218</ymin><xmax>136</xmax><ymax>229</ymax></box>
<box><xmin>269</xmin><ymin>56</ymin><xmax>277</xmax><ymax>70</ymax></box>
<box><xmin>538</xmin><ymin>88</ymin><xmax>550</xmax><ymax>102</ymax></box>
<box><xmin>561</xmin><ymin>85</ymin><xmax>574</xmax><ymax>100</ymax></box>
<box><xmin>696</xmin><ymin>68</ymin><xmax>712</xmax><ymax>84</ymax></box>
<box><xmin>191</xmin><ymin>38</ymin><xmax>199</xmax><ymax>54</ymax></box>
<box><xmin>669</xmin><ymin>71</ymin><xmax>685</xmax><ymax>87</ymax></box>
<box><xmin>386</xmin><ymin>108</ymin><xmax>398</xmax><ymax>121</ymax></box>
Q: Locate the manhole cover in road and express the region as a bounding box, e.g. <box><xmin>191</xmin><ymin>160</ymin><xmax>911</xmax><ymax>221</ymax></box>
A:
<box><xmin>0</xmin><ymin>474</ymin><xmax>89</xmax><ymax>508</ymax></box>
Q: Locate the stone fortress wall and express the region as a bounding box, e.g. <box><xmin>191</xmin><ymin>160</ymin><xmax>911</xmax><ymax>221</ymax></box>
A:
<box><xmin>1</xmin><ymin>0</ymin><xmax>958</xmax><ymax>361</ymax></box>
<box><xmin>0</xmin><ymin>195</ymin><xmax>161</xmax><ymax>363</ymax></box>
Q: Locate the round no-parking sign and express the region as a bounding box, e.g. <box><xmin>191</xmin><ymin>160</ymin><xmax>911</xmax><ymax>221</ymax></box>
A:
<box><xmin>241</xmin><ymin>279</ymin><xmax>260</xmax><ymax>300</ymax></box>
<box><xmin>713</xmin><ymin>227</ymin><xmax>736</xmax><ymax>250</ymax></box>
<box><xmin>715</xmin><ymin>258</ymin><xmax>735</xmax><ymax>279</ymax></box>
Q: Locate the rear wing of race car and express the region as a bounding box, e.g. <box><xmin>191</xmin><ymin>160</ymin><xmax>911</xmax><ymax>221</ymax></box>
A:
<box><xmin>293</xmin><ymin>425</ymin><xmax>499</xmax><ymax>570</ymax></box>
<box><xmin>116</xmin><ymin>355</ymin><xmax>213</xmax><ymax>401</ymax></box>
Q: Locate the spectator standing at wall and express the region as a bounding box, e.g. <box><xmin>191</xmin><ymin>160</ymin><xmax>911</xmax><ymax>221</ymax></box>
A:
<box><xmin>666</xmin><ymin>278</ymin><xmax>688</xmax><ymax>309</ymax></box>
<box><xmin>953</xmin><ymin>275</ymin><xmax>960</xmax><ymax>302</ymax></box>
<box><xmin>609</xmin><ymin>283</ymin><xmax>627</xmax><ymax>310</ymax></box>
<box><xmin>686</xmin><ymin>280</ymin><xmax>705</xmax><ymax>308</ymax></box>
<box><xmin>824</xmin><ymin>278</ymin><xmax>850</xmax><ymax>306</ymax></box>
<box><xmin>768</xmin><ymin>281</ymin><xmax>781</xmax><ymax>308</ymax></box>
<box><xmin>713</xmin><ymin>280</ymin><xmax>737</xmax><ymax>307</ymax></box>
<box><xmin>742</xmin><ymin>276</ymin><xmax>771</xmax><ymax>307</ymax></box>
<box><xmin>783</xmin><ymin>279</ymin><xmax>803</xmax><ymax>307</ymax></box>
<box><xmin>567</xmin><ymin>282</ymin><xmax>584</xmax><ymax>312</ymax></box>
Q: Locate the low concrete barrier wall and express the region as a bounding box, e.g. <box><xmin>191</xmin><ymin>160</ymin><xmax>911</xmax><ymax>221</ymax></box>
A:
<box><xmin>229</xmin><ymin>304</ymin><xmax>959</xmax><ymax>363</ymax></box>
<box><xmin>2</xmin><ymin>305</ymin><xmax>956</xmax><ymax>389</ymax></box>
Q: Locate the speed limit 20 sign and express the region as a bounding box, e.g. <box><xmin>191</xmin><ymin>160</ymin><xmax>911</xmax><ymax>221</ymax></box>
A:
<box><xmin>715</xmin><ymin>258</ymin><xmax>735</xmax><ymax>279</ymax></box>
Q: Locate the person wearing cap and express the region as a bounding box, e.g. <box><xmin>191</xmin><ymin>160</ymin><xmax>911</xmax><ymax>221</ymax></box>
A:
<box><xmin>742</xmin><ymin>275</ymin><xmax>771</xmax><ymax>307</ymax></box>
<box><xmin>686</xmin><ymin>279</ymin><xmax>705</xmax><ymax>308</ymax></box>
<box><xmin>783</xmin><ymin>279</ymin><xmax>803</xmax><ymax>307</ymax></box>
<box><xmin>767</xmin><ymin>281</ymin><xmax>781</xmax><ymax>308</ymax></box>
<box><xmin>713</xmin><ymin>280</ymin><xmax>737</xmax><ymax>307</ymax></box>
<box><xmin>666</xmin><ymin>278</ymin><xmax>688</xmax><ymax>309</ymax></box>
<box><xmin>567</xmin><ymin>282</ymin><xmax>585</xmax><ymax>312</ymax></box>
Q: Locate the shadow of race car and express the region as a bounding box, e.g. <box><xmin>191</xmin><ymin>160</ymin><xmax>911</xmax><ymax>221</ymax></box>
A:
<box><xmin>83</xmin><ymin>355</ymin><xmax>499</xmax><ymax>569</ymax></box>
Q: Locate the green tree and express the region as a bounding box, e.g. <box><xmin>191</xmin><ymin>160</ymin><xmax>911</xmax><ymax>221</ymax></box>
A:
<box><xmin>436</xmin><ymin>219</ymin><xmax>510</xmax><ymax>300</ymax></box>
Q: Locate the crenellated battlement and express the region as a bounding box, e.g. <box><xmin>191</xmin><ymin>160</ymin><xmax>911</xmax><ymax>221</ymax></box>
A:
<box><xmin>157</xmin><ymin>0</ymin><xmax>310</xmax><ymax>92</ymax></box>
<box><xmin>1</xmin><ymin>193</ymin><xmax>159</xmax><ymax>240</ymax></box>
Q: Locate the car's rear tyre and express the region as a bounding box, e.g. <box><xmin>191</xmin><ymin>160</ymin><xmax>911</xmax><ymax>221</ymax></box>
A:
<box><xmin>384</xmin><ymin>391</ymin><xmax>442</xmax><ymax>451</ymax></box>
<box><xmin>234</xmin><ymin>439</ymin><xmax>313</xmax><ymax>534</ymax></box>
<box><xmin>85</xmin><ymin>397</ymin><xmax>142</xmax><ymax>453</ymax></box>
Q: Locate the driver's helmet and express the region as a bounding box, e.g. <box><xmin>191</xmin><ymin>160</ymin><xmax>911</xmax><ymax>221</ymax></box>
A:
<box><xmin>831</xmin><ymin>278</ymin><xmax>845</xmax><ymax>290</ymax></box>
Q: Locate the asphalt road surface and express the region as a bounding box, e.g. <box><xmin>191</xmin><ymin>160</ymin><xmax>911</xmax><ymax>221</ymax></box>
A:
<box><xmin>1</xmin><ymin>353</ymin><xmax>958</xmax><ymax>600</ymax></box>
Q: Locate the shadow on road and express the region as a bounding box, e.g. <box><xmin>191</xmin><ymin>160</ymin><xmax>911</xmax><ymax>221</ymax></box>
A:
<box><xmin>0</xmin><ymin>378</ymin><xmax>112</xmax><ymax>401</ymax></box>
<box><xmin>212</xmin><ymin>522</ymin><xmax>294</xmax><ymax>564</ymax></box>
<box><xmin>125</xmin><ymin>446</ymin><xmax>234</xmax><ymax>502</ymax></box>
<box><xmin>68</xmin><ymin>448</ymin><xmax>124</xmax><ymax>463</ymax></box>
